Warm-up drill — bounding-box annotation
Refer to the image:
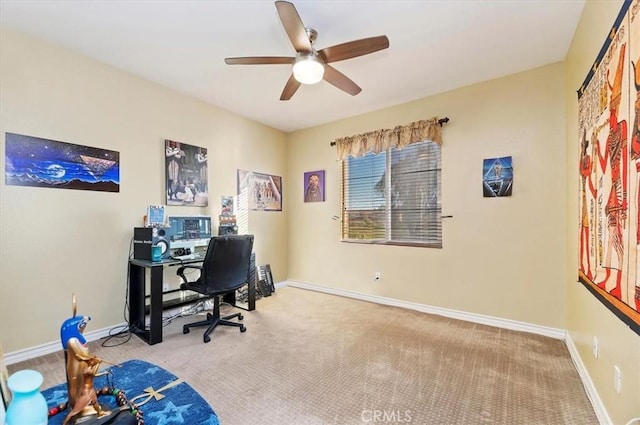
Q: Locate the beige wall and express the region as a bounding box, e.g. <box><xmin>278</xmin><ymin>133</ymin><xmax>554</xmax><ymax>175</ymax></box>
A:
<box><xmin>287</xmin><ymin>62</ymin><xmax>567</xmax><ymax>328</ymax></box>
<box><xmin>565</xmin><ymin>1</ymin><xmax>640</xmax><ymax>423</ymax></box>
<box><xmin>3</xmin><ymin>3</ymin><xmax>639</xmax><ymax>421</ymax></box>
<box><xmin>0</xmin><ymin>29</ymin><xmax>288</xmax><ymax>353</ymax></box>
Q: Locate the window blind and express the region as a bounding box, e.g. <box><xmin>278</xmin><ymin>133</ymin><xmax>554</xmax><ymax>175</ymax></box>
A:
<box><xmin>341</xmin><ymin>139</ymin><xmax>442</xmax><ymax>247</ymax></box>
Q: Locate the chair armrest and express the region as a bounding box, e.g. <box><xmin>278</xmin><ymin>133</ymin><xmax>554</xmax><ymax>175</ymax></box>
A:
<box><xmin>176</xmin><ymin>264</ymin><xmax>203</xmax><ymax>284</ymax></box>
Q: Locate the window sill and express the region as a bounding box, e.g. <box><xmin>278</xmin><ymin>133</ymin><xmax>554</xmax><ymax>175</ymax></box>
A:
<box><xmin>341</xmin><ymin>240</ymin><xmax>442</xmax><ymax>248</ymax></box>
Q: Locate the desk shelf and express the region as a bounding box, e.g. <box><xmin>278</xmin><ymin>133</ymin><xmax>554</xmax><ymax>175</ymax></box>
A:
<box><xmin>144</xmin><ymin>289</ymin><xmax>210</xmax><ymax>314</ymax></box>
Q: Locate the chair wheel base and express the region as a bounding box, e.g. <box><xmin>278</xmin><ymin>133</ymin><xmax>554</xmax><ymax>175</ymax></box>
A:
<box><xmin>238</xmin><ymin>314</ymin><xmax>244</xmax><ymax>320</ymax></box>
<box><xmin>240</xmin><ymin>325</ymin><xmax>246</xmax><ymax>332</ymax></box>
<box><xmin>204</xmin><ymin>335</ymin><xmax>211</xmax><ymax>343</ymax></box>
<box><xmin>183</xmin><ymin>326</ymin><xmax>190</xmax><ymax>334</ymax></box>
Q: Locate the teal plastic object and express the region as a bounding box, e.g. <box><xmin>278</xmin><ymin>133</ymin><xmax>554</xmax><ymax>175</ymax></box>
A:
<box><xmin>5</xmin><ymin>369</ymin><xmax>47</xmax><ymax>425</ymax></box>
<box><xmin>151</xmin><ymin>245</ymin><xmax>162</xmax><ymax>262</ymax></box>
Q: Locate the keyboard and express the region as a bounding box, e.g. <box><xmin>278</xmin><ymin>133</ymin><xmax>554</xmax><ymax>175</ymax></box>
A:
<box><xmin>172</xmin><ymin>254</ymin><xmax>202</xmax><ymax>261</ymax></box>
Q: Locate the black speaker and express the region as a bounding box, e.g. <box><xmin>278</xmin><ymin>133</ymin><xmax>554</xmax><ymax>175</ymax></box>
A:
<box><xmin>218</xmin><ymin>224</ymin><xmax>238</xmax><ymax>236</ymax></box>
<box><xmin>133</xmin><ymin>227</ymin><xmax>171</xmax><ymax>260</ymax></box>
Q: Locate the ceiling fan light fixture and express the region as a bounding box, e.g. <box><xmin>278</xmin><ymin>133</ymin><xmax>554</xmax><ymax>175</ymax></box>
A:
<box><xmin>225</xmin><ymin>2</ymin><xmax>389</xmax><ymax>99</ymax></box>
<box><xmin>293</xmin><ymin>54</ymin><xmax>324</xmax><ymax>85</ymax></box>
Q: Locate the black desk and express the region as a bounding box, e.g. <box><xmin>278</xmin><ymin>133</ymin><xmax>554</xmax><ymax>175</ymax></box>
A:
<box><xmin>128</xmin><ymin>257</ymin><xmax>255</xmax><ymax>345</ymax></box>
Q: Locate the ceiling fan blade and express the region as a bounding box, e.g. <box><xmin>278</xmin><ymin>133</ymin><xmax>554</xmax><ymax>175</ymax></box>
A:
<box><xmin>323</xmin><ymin>65</ymin><xmax>362</xmax><ymax>96</ymax></box>
<box><xmin>225</xmin><ymin>56</ymin><xmax>294</xmax><ymax>65</ymax></box>
<box><xmin>318</xmin><ymin>35</ymin><xmax>390</xmax><ymax>63</ymax></box>
<box><xmin>280</xmin><ymin>74</ymin><xmax>302</xmax><ymax>101</ymax></box>
<box><xmin>275</xmin><ymin>1</ymin><xmax>312</xmax><ymax>53</ymax></box>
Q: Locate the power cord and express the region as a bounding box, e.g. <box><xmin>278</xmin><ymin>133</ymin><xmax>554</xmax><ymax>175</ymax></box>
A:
<box><xmin>101</xmin><ymin>323</ymin><xmax>132</xmax><ymax>347</ymax></box>
<box><xmin>161</xmin><ymin>299</ymin><xmax>208</xmax><ymax>327</ymax></box>
<box><xmin>101</xmin><ymin>237</ymin><xmax>135</xmax><ymax>348</ymax></box>
<box><xmin>124</xmin><ymin>236</ymin><xmax>134</xmax><ymax>326</ymax></box>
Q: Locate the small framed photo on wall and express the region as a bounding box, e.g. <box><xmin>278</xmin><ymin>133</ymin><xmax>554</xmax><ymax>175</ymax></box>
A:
<box><xmin>483</xmin><ymin>156</ymin><xmax>513</xmax><ymax>197</ymax></box>
<box><xmin>304</xmin><ymin>170</ymin><xmax>325</xmax><ymax>202</ymax></box>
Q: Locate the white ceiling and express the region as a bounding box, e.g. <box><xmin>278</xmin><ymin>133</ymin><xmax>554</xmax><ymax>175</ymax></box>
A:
<box><xmin>0</xmin><ymin>0</ymin><xmax>585</xmax><ymax>133</ymax></box>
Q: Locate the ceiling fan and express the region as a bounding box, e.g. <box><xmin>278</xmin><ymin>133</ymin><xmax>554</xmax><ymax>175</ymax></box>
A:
<box><xmin>224</xmin><ymin>1</ymin><xmax>389</xmax><ymax>101</ymax></box>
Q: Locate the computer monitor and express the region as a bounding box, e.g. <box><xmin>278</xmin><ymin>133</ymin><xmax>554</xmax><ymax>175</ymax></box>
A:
<box><xmin>167</xmin><ymin>216</ymin><xmax>212</xmax><ymax>241</ymax></box>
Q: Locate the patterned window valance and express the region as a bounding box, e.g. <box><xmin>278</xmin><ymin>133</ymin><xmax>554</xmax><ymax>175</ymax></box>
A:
<box><xmin>334</xmin><ymin>117</ymin><xmax>444</xmax><ymax>161</ymax></box>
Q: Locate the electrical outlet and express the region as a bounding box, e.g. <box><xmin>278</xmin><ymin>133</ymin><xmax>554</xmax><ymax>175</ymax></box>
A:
<box><xmin>614</xmin><ymin>365</ymin><xmax>622</xmax><ymax>394</ymax></box>
<box><xmin>374</xmin><ymin>272</ymin><xmax>381</xmax><ymax>281</ymax></box>
<box><xmin>163</xmin><ymin>282</ymin><xmax>169</xmax><ymax>292</ymax></box>
<box><xmin>593</xmin><ymin>336</ymin><xmax>599</xmax><ymax>359</ymax></box>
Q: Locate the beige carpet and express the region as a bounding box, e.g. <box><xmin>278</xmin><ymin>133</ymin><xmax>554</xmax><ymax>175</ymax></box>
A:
<box><xmin>9</xmin><ymin>287</ymin><xmax>597</xmax><ymax>424</ymax></box>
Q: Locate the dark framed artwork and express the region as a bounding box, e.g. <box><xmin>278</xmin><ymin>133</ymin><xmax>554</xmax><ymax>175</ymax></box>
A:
<box><xmin>237</xmin><ymin>169</ymin><xmax>282</xmax><ymax>211</ymax></box>
<box><xmin>5</xmin><ymin>133</ymin><xmax>119</xmax><ymax>192</ymax></box>
<box><xmin>576</xmin><ymin>0</ymin><xmax>639</xmax><ymax>335</ymax></box>
<box><xmin>304</xmin><ymin>170</ymin><xmax>325</xmax><ymax>202</ymax></box>
<box><xmin>482</xmin><ymin>156</ymin><xmax>513</xmax><ymax>197</ymax></box>
<box><xmin>165</xmin><ymin>139</ymin><xmax>208</xmax><ymax>206</ymax></box>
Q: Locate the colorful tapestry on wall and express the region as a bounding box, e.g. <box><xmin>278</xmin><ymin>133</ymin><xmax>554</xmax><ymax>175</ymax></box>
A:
<box><xmin>5</xmin><ymin>133</ymin><xmax>119</xmax><ymax>192</ymax></box>
<box><xmin>577</xmin><ymin>0</ymin><xmax>640</xmax><ymax>335</ymax></box>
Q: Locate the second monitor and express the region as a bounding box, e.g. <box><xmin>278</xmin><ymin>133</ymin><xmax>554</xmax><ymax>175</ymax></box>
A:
<box><xmin>166</xmin><ymin>216</ymin><xmax>212</xmax><ymax>259</ymax></box>
<box><xmin>167</xmin><ymin>216</ymin><xmax>212</xmax><ymax>241</ymax></box>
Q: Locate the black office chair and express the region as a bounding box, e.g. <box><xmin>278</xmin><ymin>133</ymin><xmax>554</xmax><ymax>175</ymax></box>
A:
<box><xmin>177</xmin><ymin>234</ymin><xmax>254</xmax><ymax>343</ymax></box>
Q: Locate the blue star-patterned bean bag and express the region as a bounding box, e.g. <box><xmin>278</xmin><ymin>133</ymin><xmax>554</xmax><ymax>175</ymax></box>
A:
<box><xmin>42</xmin><ymin>359</ymin><xmax>219</xmax><ymax>425</ymax></box>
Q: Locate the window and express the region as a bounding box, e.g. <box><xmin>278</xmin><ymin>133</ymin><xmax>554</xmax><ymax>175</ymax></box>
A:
<box><xmin>341</xmin><ymin>140</ymin><xmax>442</xmax><ymax>247</ymax></box>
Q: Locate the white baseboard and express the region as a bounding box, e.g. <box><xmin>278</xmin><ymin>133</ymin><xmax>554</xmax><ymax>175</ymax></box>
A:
<box><xmin>565</xmin><ymin>333</ymin><xmax>611</xmax><ymax>425</ymax></box>
<box><xmin>4</xmin><ymin>322</ymin><xmax>128</xmax><ymax>366</ymax></box>
<box><xmin>283</xmin><ymin>280</ymin><xmax>566</xmax><ymax>339</ymax></box>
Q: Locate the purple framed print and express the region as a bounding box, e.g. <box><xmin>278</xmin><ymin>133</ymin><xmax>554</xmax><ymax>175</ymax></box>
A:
<box><xmin>5</xmin><ymin>133</ymin><xmax>119</xmax><ymax>192</ymax></box>
<box><xmin>303</xmin><ymin>170</ymin><xmax>325</xmax><ymax>202</ymax></box>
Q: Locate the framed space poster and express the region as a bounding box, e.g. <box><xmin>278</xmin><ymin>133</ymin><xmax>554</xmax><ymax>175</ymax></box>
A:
<box><xmin>237</xmin><ymin>169</ymin><xmax>282</xmax><ymax>211</ymax></box>
<box><xmin>165</xmin><ymin>139</ymin><xmax>208</xmax><ymax>206</ymax></box>
<box><xmin>482</xmin><ymin>156</ymin><xmax>512</xmax><ymax>197</ymax></box>
<box><xmin>5</xmin><ymin>133</ymin><xmax>119</xmax><ymax>192</ymax></box>
<box><xmin>577</xmin><ymin>0</ymin><xmax>639</xmax><ymax>334</ymax></box>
